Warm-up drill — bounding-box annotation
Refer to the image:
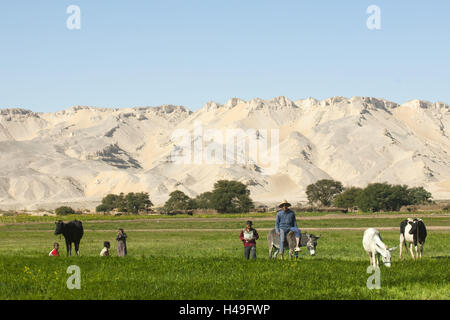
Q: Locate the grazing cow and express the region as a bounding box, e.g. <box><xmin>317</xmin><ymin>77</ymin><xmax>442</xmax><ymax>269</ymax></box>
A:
<box><xmin>363</xmin><ymin>228</ymin><xmax>396</xmax><ymax>268</ymax></box>
<box><xmin>400</xmin><ymin>218</ymin><xmax>427</xmax><ymax>260</ymax></box>
<box><xmin>267</xmin><ymin>228</ymin><xmax>321</xmax><ymax>259</ymax></box>
<box><xmin>54</xmin><ymin>220</ymin><xmax>84</xmax><ymax>256</ymax></box>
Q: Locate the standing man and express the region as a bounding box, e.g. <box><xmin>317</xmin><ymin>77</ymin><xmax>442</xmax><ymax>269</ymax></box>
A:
<box><xmin>275</xmin><ymin>200</ymin><xmax>301</xmax><ymax>259</ymax></box>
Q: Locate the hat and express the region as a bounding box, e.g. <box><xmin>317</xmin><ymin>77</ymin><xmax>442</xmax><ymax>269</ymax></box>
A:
<box><xmin>246</xmin><ymin>220</ymin><xmax>253</xmax><ymax>226</ymax></box>
<box><xmin>278</xmin><ymin>200</ymin><xmax>292</xmax><ymax>208</ymax></box>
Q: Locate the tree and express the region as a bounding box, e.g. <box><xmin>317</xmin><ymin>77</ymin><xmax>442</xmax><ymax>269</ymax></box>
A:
<box><xmin>231</xmin><ymin>195</ymin><xmax>254</xmax><ymax>213</ymax></box>
<box><xmin>95</xmin><ymin>204</ymin><xmax>110</xmax><ymax>213</ymax></box>
<box><xmin>163</xmin><ymin>190</ymin><xmax>193</xmax><ymax>212</ymax></box>
<box><xmin>101</xmin><ymin>193</ymin><xmax>125</xmax><ymax>212</ymax></box>
<box><xmin>210</xmin><ymin>180</ymin><xmax>254</xmax><ymax>213</ymax></box>
<box><xmin>192</xmin><ymin>192</ymin><xmax>214</xmax><ymax>209</ymax></box>
<box><xmin>55</xmin><ymin>206</ymin><xmax>75</xmax><ymax>216</ymax></box>
<box><xmin>356</xmin><ymin>183</ymin><xmax>391</xmax><ymax>212</ymax></box>
<box><xmin>125</xmin><ymin>192</ymin><xmax>153</xmax><ymax>214</ymax></box>
<box><xmin>385</xmin><ymin>184</ymin><xmax>410</xmax><ymax>211</ymax></box>
<box><xmin>306</xmin><ymin>179</ymin><xmax>344</xmax><ymax>206</ymax></box>
<box><xmin>333</xmin><ymin>187</ymin><xmax>363</xmax><ymax>209</ymax></box>
<box><xmin>356</xmin><ymin>183</ymin><xmax>412</xmax><ymax>212</ymax></box>
<box><xmin>98</xmin><ymin>192</ymin><xmax>152</xmax><ymax>214</ymax></box>
<box><xmin>407</xmin><ymin>187</ymin><xmax>432</xmax><ymax>205</ymax></box>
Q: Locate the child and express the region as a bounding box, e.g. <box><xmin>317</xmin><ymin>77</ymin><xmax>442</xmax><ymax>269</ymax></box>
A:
<box><xmin>48</xmin><ymin>242</ymin><xmax>60</xmax><ymax>256</ymax></box>
<box><xmin>240</xmin><ymin>220</ymin><xmax>259</xmax><ymax>259</ymax></box>
<box><xmin>100</xmin><ymin>241</ymin><xmax>110</xmax><ymax>256</ymax></box>
<box><xmin>116</xmin><ymin>228</ymin><xmax>127</xmax><ymax>257</ymax></box>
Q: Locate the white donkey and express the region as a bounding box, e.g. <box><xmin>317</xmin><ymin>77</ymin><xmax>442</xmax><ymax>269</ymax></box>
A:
<box><xmin>363</xmin><ymin>228</ymin><xmax>397</xmax><ymax>268</ymax></box>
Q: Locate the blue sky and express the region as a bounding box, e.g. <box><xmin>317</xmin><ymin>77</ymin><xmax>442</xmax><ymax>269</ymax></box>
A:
<box><xmin>0</xmin><ymin>0</ymin><xmax>449</xmax><ymax>112</ymax></box>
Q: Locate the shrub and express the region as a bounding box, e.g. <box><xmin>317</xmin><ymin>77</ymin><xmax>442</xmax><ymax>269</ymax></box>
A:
<box><xmin>55</xmin><ymin>206</ymin><xmax>75</xmax><ymax>216</ymax></box>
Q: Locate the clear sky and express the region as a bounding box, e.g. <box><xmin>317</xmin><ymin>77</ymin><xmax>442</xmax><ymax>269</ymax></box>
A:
<box><xmin>0</xmin><ymin>0</ymin><xmax>449</xmax><ymax>112</ymax></box>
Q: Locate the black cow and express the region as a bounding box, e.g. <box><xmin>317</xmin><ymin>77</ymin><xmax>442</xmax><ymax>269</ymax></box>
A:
<box><xmin>54</xmin><ymin>220</ymin><xmax>84</xmax><ymax>256</ymax></box>
<box><xmin>399</xmin><ymin>218</ymin><xmax>427</xmax><ymax>260</ymax></box>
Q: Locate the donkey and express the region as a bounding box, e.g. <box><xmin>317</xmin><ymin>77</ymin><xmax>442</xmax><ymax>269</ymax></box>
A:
<box><xmin>267</xmin><ymin>228</ymin><xmax>321</xmax><ymax>259</ymax></box>
<box><xmin>363</xmin><ymin>228</ymin><xmax>396</xmax><ymax>268</ymax></box>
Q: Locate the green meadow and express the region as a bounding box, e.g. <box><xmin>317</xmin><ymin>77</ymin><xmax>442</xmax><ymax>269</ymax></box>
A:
<box><xmin>0</xmin><ymin>213</ymin><xmax>449</xmax><ymax>299</ymax></box>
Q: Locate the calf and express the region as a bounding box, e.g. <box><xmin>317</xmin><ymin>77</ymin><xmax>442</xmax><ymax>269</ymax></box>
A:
<box><xmin>363</xmin><ymin>228</ymin><xmax>396</xmax><ymax>268</ymax></box>
<box><xmin>399</xmin><ymin>218</ymin><xmax>427</xmax><ymax>260</ymax></box>
<box><xmin>267</xmin><ymin>228</ymin><xmax>321</xmax><ymax>259</ymax></box>
<box><xmin>54</xmin><ymin>220</ymin><xmax>84</xmax><ymax>256</ymax></box>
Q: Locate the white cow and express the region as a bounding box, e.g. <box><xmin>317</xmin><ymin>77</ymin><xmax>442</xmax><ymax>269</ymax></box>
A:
<box><xmin>363</xmin><ymin>228</ymin><xmax>397</xmax><ymax>268</ymax></box>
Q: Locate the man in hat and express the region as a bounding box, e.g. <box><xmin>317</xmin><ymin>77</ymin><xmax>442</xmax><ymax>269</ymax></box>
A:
<box><xmin>240</xmin><ymin>220</ymin><xmax>259</xmax><ymax>259</ymax></box>
<box><xmin>275</xmin><ymin>200</ymin><xmax>301</xmax><ymax>259</ymax></box>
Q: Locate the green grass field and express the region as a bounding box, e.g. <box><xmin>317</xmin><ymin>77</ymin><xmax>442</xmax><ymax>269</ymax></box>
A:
<box><xmin>0</xmin><ymin>213</ymin><xmax>449</xmax><ymax>300</ymax></box>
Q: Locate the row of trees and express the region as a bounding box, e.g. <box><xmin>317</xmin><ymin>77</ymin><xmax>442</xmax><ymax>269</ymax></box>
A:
<box><xmin>163</xmin><ymin>180</ymin><xmax>254</xmax><ymax>213</ymax></box>
<box><xmin>95</xmin><ymin>180</ymin><xmax>254</xmax><ymax>214</ymax></box>
<box><xmin>306</xmin><ymin>179</ymin><xmax>433</xmax><ymax>212</ymax></box>
<box><xmin>96</xmin><ymin>192</ymin><xmax>153</xmax><ymax>214</ymax></box>
<box><xmin>92</xmin><ymin>179</ymin><xmax>432</xmax><ymax>215</ymax></box>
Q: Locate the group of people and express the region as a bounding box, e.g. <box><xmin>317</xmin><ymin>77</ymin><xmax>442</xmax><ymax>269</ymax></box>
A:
<box><xmin>240</xmin><ymin>200</ymin><xmax>300</xmax><ymax>260</ymax></box>
<box><xmin>49</xmin><ymin>199</ymin><xmax>299</xmax><ymax>260</ymax></box>
<box><xmin>49</xmin><ymin>228</ymin><xmax>128</xmax><ymax>257</ymax></box>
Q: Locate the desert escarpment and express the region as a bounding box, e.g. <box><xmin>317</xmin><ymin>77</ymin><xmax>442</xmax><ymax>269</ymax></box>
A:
<box><xmin>1</xmin><ymin>96</ymin><xmax>449</xmax><ymax>209</ymax></box>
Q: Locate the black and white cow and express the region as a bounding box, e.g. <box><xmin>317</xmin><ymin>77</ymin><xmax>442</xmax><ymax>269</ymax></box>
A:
<box><xmin>399</xmin><ymin>218</ymin><xmax>427</xmax><ymax>260</ymax></box>
<box><xmin>54</xmin><ymin>220</ymin><xmax>84</xmax><ymax>256</ymax></box>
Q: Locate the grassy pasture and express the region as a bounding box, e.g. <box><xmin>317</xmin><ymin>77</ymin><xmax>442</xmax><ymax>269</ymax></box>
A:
<box><xmin>0</xmin><ymin>214</ymin><xmax>449</xmax><ymax>300</ymax></box>
<box><xmin>0</xmin><ymin>210</ymin><xmax>446</xmax><ymax>224</ymax></box>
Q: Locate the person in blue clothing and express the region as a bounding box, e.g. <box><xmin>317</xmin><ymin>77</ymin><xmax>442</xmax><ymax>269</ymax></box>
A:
<box><xmin>275</xmin><ymin>200</ymin><xmax>301</xmax><ymax>259</ymax></box>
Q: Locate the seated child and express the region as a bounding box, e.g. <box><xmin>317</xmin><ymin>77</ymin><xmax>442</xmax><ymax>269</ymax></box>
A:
<box><xmin>100</xmin><ymin>241</ymin><xmax>111</xmax><ymax>256</ymax></box>
<box><xmin>49</xmin><ymin>242</ymin><xmax>60</xmax><ymax>256</ymax></box>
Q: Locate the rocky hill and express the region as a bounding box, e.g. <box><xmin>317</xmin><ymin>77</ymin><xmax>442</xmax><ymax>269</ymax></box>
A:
<box><xmin>1</xmin><ymin>96</ymin><xmax>449</xmax><ymax>209</ymax></box>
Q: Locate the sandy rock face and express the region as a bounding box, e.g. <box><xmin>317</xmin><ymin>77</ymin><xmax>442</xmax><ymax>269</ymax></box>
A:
<box><xmin>0</xmin><ymin>96</ymin><xmax>450</xmax><ymax>209</ymax></box>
